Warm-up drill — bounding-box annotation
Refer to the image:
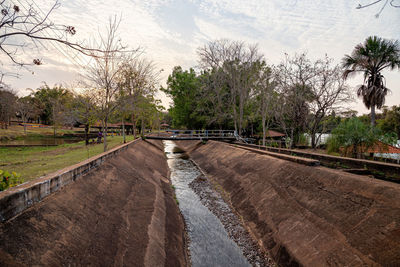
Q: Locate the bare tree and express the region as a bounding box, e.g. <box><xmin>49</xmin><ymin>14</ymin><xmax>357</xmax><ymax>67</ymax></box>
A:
<box><xmin>0</xmin><ymin>0</ymin><xmax>106</xmax><ymax>79</ymax></box>
<box><xmin>356</xmin><ymin>0</ymin><xmax>400</xmax><ymax>17</ymax></box>
<box><xmin>16</xmin><ymin>95</ymin><xmax>39</xmax><ymax>134</ymax></box>
<box><xmin>274</xmin><ymin>53</ymin><xmax>316</xmax><ymax>148</ymax></box>
<box><xmin>117</xmin><ymin>56</ymin><xmax>159</xmax><ymax>139</ymax></box>
<box><xmin>85</xmin><ymin>17</ymin><xmax>137</xmax><ymax>151</ymax></box>
<box><xmin>307</xmin><ymin>56</ymin><xmax>351</xmax><ymax>148</ymax></box>
<box><xmin>275</xmin><ymin>53</ymin><xmax>352</xmax><ymax>148</ymax></box>
<box><xmin>254</xmin><ymin>62</ymin><xmax>277</xmax><ymax>146</ymax></box>
<box><xmin>197</xmin><ymin>39</ymin><xmax>263</xmax><ymax>134</ymax></box>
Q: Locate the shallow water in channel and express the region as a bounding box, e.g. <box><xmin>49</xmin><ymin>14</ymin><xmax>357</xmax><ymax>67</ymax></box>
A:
<box><xmin>164</xmin><ymin>140</ymin><xmax>251</xmax><ymax>267</ymax></box>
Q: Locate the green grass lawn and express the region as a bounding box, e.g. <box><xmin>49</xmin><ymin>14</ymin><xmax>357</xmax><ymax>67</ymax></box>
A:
<box><xmin>0</xmin><ymin>135</ymin><xmax>135</xmax><ymax>183</ymax></box>
<box><xmin>0</xmin><ymin>125</ymin><xmax>89</xmax><ymax>141</ymax></box>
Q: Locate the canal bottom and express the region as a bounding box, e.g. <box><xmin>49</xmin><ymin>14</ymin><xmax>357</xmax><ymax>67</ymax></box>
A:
<box><xmin>164</xmin><ymin>140</ymin><xmax>251</xmax><ymax>267</ymax></box>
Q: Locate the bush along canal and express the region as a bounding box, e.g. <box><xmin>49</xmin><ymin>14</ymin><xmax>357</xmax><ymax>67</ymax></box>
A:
<box><xmin>164</xmin><ymin>141</ymin><xmax>272</xmax><ymax>267</ymax></box>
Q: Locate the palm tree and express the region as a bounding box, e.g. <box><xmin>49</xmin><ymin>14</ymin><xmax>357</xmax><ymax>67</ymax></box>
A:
<box><xmin>342</xmin><ymin>36</ymin><xmax>400</xmax><ymax>126</ymax></box>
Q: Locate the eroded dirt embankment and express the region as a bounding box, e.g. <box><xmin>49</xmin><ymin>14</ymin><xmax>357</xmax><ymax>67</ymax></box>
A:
<box><xmin>177</xmin><ymin>140</ymin><xmax>400</xmax><ymax>266</ymax></box>
<box><xmin>0</xmin><ymin>140</ymin><xmax>187</xmax><ymax>267</ymax></box>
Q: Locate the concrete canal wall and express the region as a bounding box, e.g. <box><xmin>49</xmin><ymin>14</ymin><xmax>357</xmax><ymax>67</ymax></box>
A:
<box><xmin>0</xmin><ymin>140</ymin><xmax>188</xmax><ymax>266</ymax></box>
<box><xmin>178</xmin><ymin>140</ymin><xmax>400</xmax><ymax>266</ymax></box>
<box><xmin>0</xmin><ymin>139</ymin><xmax>140</xmax><ymax>222</ymax></box>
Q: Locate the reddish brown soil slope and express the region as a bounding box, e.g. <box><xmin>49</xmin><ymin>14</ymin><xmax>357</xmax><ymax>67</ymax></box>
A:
<box><xmin>178</xmin><ymin>140</ymin><xmax>400</xmax><ymax>266</ymax></box>
<box><xmin>0</xmin><ymin>140</ymin><xmax>187</xmax><ymax>267</ymax></box>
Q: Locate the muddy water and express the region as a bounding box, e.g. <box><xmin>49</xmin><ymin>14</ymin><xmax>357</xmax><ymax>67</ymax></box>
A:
<box><xmin>164</xmin><ymin>141</ymin><xmax>251</xmax><ymax>267</ymax></box>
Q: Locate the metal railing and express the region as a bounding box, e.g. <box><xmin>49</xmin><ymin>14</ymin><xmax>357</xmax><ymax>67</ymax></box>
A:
<box><xmin>145</xmin><ymin>129</ymin><xmax>240</xmax><ymax>140</ymax></box>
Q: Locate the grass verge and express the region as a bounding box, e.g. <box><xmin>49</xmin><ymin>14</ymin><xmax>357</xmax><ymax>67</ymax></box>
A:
<box><xmin>0</xmin><ymin>125</ymin><xmax>83</xmax><ymax>140</ymax></box>
<box><xmin>0</xmin><ymin>135</ymin><xmax>135</xmax><ymax>183</ymax></box>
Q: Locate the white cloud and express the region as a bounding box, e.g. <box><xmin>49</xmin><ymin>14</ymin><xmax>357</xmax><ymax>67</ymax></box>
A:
<box><xmin>3</xmin><ymin>0</ymin><xmax>400</xmax><ymax>113</ymax></box>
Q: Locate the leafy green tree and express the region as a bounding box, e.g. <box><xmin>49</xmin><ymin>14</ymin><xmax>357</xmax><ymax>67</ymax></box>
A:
<box><xmin>196</xmin><ymin>68</ymin><xmax>231</xmax><ymax>129</ymax></box>
<box><xmin>327</xmin><ymin>117</ymin><xmax>391</xmax><ymax>158</ymax></box>
<box><xmin>0</xmin><ymin>88</ymin><xmax>17</xmax><ymax>129</ymax></box>
<box><xmin>342</xmin><ymin>36</ymin><xmax>400</xmax><ymax>126</ymax></box>
<box><xmin>32</xmin><ymin>84</ymin><xmax>74</xmax><ymax>136</ymax></box>
<box><xmin>68</xmin><ymin>92</ymin><xmax>98</xmax><ymax>145</ymax></box>
<box><xmin>377</xmin><ymin>105</ymin><xmax>400</xmax><ymax>139</ymax></box>
<box><xmin>134</xmin><ymin>95</ymin><xmax>164</xmax><ymax>134</ymax></box>
<box><xmin>161</xmin><ymin>66</ymin><xmax>201</xmax><ymax>129</ymax></box>
<box><xmin>318</xmin><ymin>113</ymin><xmax>341</xmax><ymax>134</ymax></box>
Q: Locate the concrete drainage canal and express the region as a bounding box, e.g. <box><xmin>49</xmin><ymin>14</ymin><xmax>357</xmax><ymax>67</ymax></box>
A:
<box><xmin>164</xmin><ymin>141</ymin><xmax>272</xmax><ymax>267</ymax></box>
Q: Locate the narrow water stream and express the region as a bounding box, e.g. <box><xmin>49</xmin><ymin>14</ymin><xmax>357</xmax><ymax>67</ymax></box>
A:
<box><xmin>164</xmin><ymin>140</ymin><xmax>251</xmax><ymax>267</ymax></box>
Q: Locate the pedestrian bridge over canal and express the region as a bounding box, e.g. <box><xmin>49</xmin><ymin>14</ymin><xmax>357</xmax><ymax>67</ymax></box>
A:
<box><xmin>145</xmin><ymin>130</ymin><xmax>242</xmax><ymax>141</ymax></box>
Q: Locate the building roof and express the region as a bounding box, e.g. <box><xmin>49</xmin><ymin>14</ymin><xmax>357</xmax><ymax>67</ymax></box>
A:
<box><xmin>90</xmin><ymin>122</ymin><xmax>134</xmax><ymax>128</ymax></box>
<box><xmin>266</xmin><ymin>130</ymin><xmax>286</xmax><ymax>137</ymax></box>
<box><xmin>113</xmin><ymin>122</ymin><xmax>134</xmax><ymax>126</ymax></box>
<box><xmin>366</xmin><ymin>141</ymin><xmax>400</xmax><ymax>154</ymax></box>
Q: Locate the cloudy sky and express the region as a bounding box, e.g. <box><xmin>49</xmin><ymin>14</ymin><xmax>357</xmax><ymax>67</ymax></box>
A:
<box><xmin>3</xmin><ymin>0</ymin><xmax>400</xmax><ymax>115</ymax></box>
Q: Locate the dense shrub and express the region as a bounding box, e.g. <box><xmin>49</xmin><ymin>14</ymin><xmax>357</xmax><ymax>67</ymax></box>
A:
<box><xmin>327</xmin><ymin>117</ymin><xmax>397</xmax><ymax>158</ymax></box>
<box><xmin>0</xmin><ymin>170</ymin><xmax>23</xmax><ymax>191</ymax></box>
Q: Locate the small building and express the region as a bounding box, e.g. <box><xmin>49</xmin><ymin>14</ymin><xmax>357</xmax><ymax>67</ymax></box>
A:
<box><xmin>265</xmin><ymin>130</ymin><xmax>286</xmax><ymax>139</ymax></box>
<box><xmin>160</xmin><ymin>123</ymin><xmax>169</xmax><ymax>129</ymax></box>
<box><xmin>254</xmin><ymin>130</ymin><xmax>286</xmax><ymax>146</ymax></box>
<box><xmin>88</xmin><ymin>122</ymin><xmax>135</xmax><ymax>135</ymax></box>
<box><xmin>341</xmin><ymin>140</ymin><xmax>400</xmax><ymax>164</ymax></box>
<box><xmin>367</xmin><ymin>140</ymin><xmax>400</xmax><ymax>163</ymax></box>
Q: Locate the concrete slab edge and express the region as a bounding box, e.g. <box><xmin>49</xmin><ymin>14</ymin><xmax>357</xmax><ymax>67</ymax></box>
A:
<box><xmin>230</xmin><ymin>143</ymin><xmax>320</xmax><ymax>166</ymax></box>
<box><xmin>228</xmin><ymin>142</ymin><xmax>400</xmax><ymax>180</ymax></box>
<box><xmin>0</xmin><ymin>139</ymin><xmax>140</xmax><ymax>223</ymax></box>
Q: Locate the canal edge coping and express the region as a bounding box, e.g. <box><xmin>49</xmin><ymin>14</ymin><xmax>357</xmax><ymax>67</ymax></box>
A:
<box><xmin>0</xmin><ymin>138</ymin><xmax>140</xmax><ymax>223</ymax></box>
<box><xmin>229</xmin><ymin>143</ymin><xmax>321</xmax><ymax>166</ymax></box>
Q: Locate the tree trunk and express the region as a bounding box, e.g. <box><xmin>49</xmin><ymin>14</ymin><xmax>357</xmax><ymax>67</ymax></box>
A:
<box><xmin>233</xmin><ymin>107</ymin><xmax>238</xmax><ymax>134</ymax></box>
<box><xmin>239</xmin><ymin>102</ymin><xmax>243</xmax><ymax>135</ymax></box>
<box><xmin>353</xmin><ymin>143</ymin><xmax>358</xmax><ymax>159</ymax></box>
<box><xmin>53</xmin><ymin>105</ymin><xmax>56</xmax><ymax>138</ymax></box>
<box><xmin>371</xmin><ymin>105</ymin><xmax>376</xmax><ymax>126</ymax></box>
<box><xmin>262</xmin><ymin>116</ymin><xmax>266</xmax><ymax>146</ymax></box>
<box><xmin>132</xmin><ymin>114</ymin><xmax>136</xmax><ymax>140</ymax></box>
<box><xmin>23</xmin><ymin>117</ymin><xmax>27</xmax><ymax>134</ymax></box>
<box><xmin>85</xmin><ymin>124</ymin><xmax>89</xmax><ymax>146</ymax></box>
<box><xmin>311</xmin><ymin>133</ymin><xmax>316</xmax><ymax>149</ymax></box>
<box><xmin>290</xmin><ymin>128</ymin><xmax>294</xmax><ymax>149</ymax></box>
<box><xmin>122</xmin><ymin>118</ymin><xmax>126</xmax><ymax>143</ymax></box>
<box><xmin>103</xmin><ymin>118</ymin><xmax>108</xmax><ymax>152</ymax></box>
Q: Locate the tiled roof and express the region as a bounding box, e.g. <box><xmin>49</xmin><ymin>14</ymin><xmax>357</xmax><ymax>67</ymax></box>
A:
<box><xmin>366</xmin><ymin>141</ymin><xmax>400</xmax><ymax>154</ymax></box>
<box><xmin>266</xmin><ymin>130</ymin><xmax>286</xmax><ymax>137</ymax></box>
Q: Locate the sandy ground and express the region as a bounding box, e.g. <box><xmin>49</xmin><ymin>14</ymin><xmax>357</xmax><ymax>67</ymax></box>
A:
<box><xmin>0</xmin><ymin>140</ymin><xmax>188</xmax><ymax>266</ymax></box>
<box><xmin>177</xmin><ymin>140</ymin><xmax>400</xmax><ymax>266</ymax></box>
